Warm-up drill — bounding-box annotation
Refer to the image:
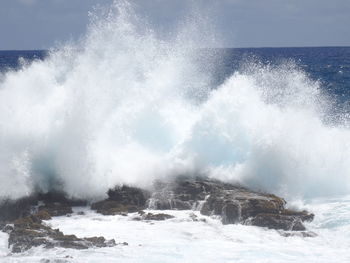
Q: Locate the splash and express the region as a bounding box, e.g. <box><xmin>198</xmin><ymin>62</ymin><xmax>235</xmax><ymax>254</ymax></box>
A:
<box><xmin>0</xmin><ymin>1</ymin><xmax>349</xmax><ymax>201</ymax></box>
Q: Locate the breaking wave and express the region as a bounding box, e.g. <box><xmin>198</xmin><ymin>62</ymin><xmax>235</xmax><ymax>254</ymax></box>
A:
<box><xmin>0</xmin><ymin>1</ymin><xmax>349</xmax><ymax>201</ymax></box>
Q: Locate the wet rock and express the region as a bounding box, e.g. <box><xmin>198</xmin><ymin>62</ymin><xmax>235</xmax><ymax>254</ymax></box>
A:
<box><xmin>248</xmin><ymin>213</ymin><xmax>306</xmax><ymax>231</ymax></box>
<box><xmin>148</xmin><ymin>197</ymin><xmax>192</xmax><ymax>210</ymax></box>
<box><xmin>37</xmin><ymin>192</ymin><xmax>87</xmax><ymax>207</ymax></box>
<box><xmin>142</xmin><ymin>213</ymin><xmax>174</xmax><ymax>221</ymax></box>
<box><xmin>281</xmin><ymin>209</ymin><xmax>314</xmax><ymax>222</ymax></box>
<box><xmin>200</xmin><ymin>188</ymin><xmax>286</xmax><ymax>224</ymax></box>
<box><xmin>38</xmin><ymin>203</ymin><xmax>72</xmax><ymax>217</ymax></box>
<box><xmin>91</xmin><ymin>186</ymin><xmax>149</xmax><ymax>215</ymax></box>
<box><xmin>35</xmin><ymin>210</ymin><xmax>52</xmax><ymax>221</ymax></box>
<box><xmin>91</xmin><ymin>200</ymin><xmax>139</xmax><ymax>215</ymax></box>
<box><xmin>148</xmin><ymin>177</ymin><xmax>314</xmax><ymax>231</ymax></box>
<box><xmin>107</xmin><ymin>185</ymin><xmax>150</xmax><ymax>207</ymax></box>
<box><xmin>279</xmin><ymin>230</ymin><xmax>318</xmax><ymax>238</ymax></box>
<box><xmin>0</xmin><ymin>196</ymin><xmax>37</xmax><ymax>222</ymax></box>
<box><xmin>2</xmin><ymin>224</ymin><xmax>14</xmax><ymax>234</ymax></box>
<box><xmin>7</xmin><ymin>214</ymin><xmax>116</xmax><ymax>253</ymax></box>
<box><xmin>0</xmin><ymin>191</ymin><xmax>86</xmax><ymax>223</ymax></box>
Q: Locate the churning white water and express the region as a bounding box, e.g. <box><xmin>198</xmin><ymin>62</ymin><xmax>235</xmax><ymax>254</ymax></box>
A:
<box><xmin>1</xmin><ymin>1</ymin><xmax>349</xmax><ymax>201</ymax></box>
<box><xmin>1</xmin><ymin>197</ymin><xmax>350</xmax><ymax>263</ymax></box>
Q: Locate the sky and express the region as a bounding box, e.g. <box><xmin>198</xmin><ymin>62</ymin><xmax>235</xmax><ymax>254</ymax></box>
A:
<box><xmin>0</xmin><ymin>0</ymin><xmax>349</xmax><ymax>50</ymax></box>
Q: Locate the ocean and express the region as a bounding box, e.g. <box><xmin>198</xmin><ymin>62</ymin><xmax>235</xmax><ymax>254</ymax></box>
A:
<box><xmin>0</xmin><ymin>3</ymin><xmax>350</xmax><ymax>262</ymax></box>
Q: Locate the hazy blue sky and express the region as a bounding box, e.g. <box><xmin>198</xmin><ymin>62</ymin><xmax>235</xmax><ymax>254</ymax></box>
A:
<box><xmin>0</xmin><ymin>0</ymin><xmax>349</xmax><ymax>50</ymax></box>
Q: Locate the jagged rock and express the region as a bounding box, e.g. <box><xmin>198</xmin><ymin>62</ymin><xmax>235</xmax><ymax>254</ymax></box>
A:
<box><xmin>38</xmin><ymin>203</ymin><xmax>73</xmax><ymax>217</ymax></box>
<box><xmin>0</xmin><ymin>196</ymin><xmax>37</xmax><ymax>222</ymax></box>
<box><xmin>248</xmin><ymin>213</ymin><xmax>306</xmax><ymax>231</ymax></box>
<box><xmin>37</xmin><ymin>192</ymin><xmax>87</xmax><ymax>207</ymax></box>
<box><xmin>0</xmin><ymin>191</ymin><xmax>85</xmax><ymax>223</ymax></box>
<box><xmin>148</xmin><ymin>177</ymin><xmax>314</xmax><ymax>231</ymax></box>
<box><xmin>91</xmin><ymin>186</ymin><xmax>149</xmax><ymax>215</ymax></box>
<box><xmin>2</xmin><ymin>224</ymin><xmax>14</xmax><ymax>234</ymax></box>
<box><xmin>107</xmin><ymin>186</ymin><xmax>150</xmax><ymax>207</ymax></box>
<box><xmin>200</xmin><ymin>188</ymin><xmax>286</xmax><ymax>224</ymax></box>
<box><xmin>281</xmin><ymin>209</ymin><xmax>314</xmax><ymax>222</ymax></box>
<box><xmin>91</xmin><ymin>200</ymin><xmax>139</xmax><ymax>215</ymax></box>
<box><xmin>7</xmin><ymin>214</ymin><xmax>116</xmax><ymax>253</ymax></box>
<box><xmin>279</xmin><ymin>230</ymin><xmax>318</xmax><ymax>238</ymax></box>
<box><xmin>142</xmin><ymin>213</ymin><xmax>174</xmax><ymax>221</ymax></box>
<box><xmin>35</xmin><ymin>210</ymin><xmax>52</xmax><ymax>221</ymax></box>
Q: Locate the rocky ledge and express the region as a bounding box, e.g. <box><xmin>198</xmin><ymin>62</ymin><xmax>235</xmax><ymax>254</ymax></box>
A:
<box><xmin>3</xmin><ymin>214</ymin><xmax>115</xmax><ymax>253</ymax></box>
<box><xmin>89</xmin><ymin>177</ymin><xmax>313</xmax><ymax>231</ymax></box>
<box><xmin>148</xmin><ymin>177</ymin><xmax>314</xmax><ymax>231</ymax></box>
<box><xmin>0</xmin><ymin>193</ymin><xmax>116</xmax><ymax>253</ymax></box>
<box><xmin>0</xmin><ymin>177</ymin><xmax>315</xmax><ymax>253</ymax></box>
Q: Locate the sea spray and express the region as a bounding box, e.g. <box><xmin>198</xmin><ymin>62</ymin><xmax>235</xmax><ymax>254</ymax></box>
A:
<box><xmin>0</xmin><ymin>1</ymin><xmax>349</xmax><ymax>201</ymax></box>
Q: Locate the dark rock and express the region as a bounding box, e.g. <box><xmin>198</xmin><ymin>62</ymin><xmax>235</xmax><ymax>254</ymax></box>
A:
<box><xmin>279</xmin><ymin>230</ymin><xmax>318</xmax><ymax>238</ymax></box>
<box><xmin>35</xmin><ymin>210</ymin><xmax>52</xmax><ymax>220</ymax></box>
<box><xmin>147</xmin><ymin>177</ymin><xmax>313</xmax><ymax>231</ymax></box>
<box><xmin>200</xmin><ymin>188</ymin><xmax>286</xmax><ymax>224</ymax></box>
<box><xmin>7</xmin><ymin>215</ymin><xmax>116</xmax><ymax>253</ymax></box>
<box><xmin>0</xmin><ymin>196</ymin><xmax>37</xmax><ymax>222</ymax></box>
<box><xmin>281</xmin><ymin>209</ymin><xmax>315</xmax><ymax>222</ymax></box>
<box><xmin>2</xmin><ymin>224</ymin><xmax>14</xmax><ymax>234</ymax></box>
<box><xmin>222</xmin><ymin>202</ymin><xmax>240</xmax><ymax>224</ymax></box>
<box><xmin>37</xmin><ymin>192</ymin><xmax>87</xmax><ymax>207</ymax></box>
<box><xmin>249</xmin><ymin>213</ymin><xmax>306</xmax><ymax>231</ymax></box>
<box><xmin>38</xmin><ymin>203</ymin><xmax>73</xmax><ymax>217</ymax></box>
<box><xmin>0</xmin><ymin>191</ymin><xmax>86</xmax><ymax>223</ymax></box>
<box><xmin>142</xmin><ymin>213</ymin><xmax>174</xmax><ymax>221</ymax></box>
<box><xmin>148</xmin><ymin>196</ymin><xmax>192</xmax><ymax>210</ymax></box>
<box><xmin>107</xmin><ymin>186</ymin><xmax>150</xmax><ymax>207</ymax></box>
<box><xmin>91</xmin><ymin>186</ymin><xmax>149</xmax><ymax>215</ymax></box>
<box><xmin>91</xmin><ymin>200</ymin><xmax>139</xmax><ymax>215</ymax></box>
<box><xmin>138</xmin><ymin>210</ymin><xmax>146</xmax><ymax>216</ymax></box>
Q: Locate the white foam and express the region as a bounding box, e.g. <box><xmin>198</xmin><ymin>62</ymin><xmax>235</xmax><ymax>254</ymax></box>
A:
<box><xmin>2</xmin><ymin>200</ymin><xmax>350</xmax><ymax>263</ymax></box>
<box><xmin>0</xmin><ymin>232</ymin><xmax>9</xmax><ymax>257</ymax></box>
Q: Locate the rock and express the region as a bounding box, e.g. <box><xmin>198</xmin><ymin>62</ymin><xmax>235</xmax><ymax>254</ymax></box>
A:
<box><xmin>38</xmin><ymin>203</ymin><xmax>72</xmax><ymax>217</ymax></box>
<box><xmin>0</xmin><ymin>196</ymin><xmax>37</xmax><ymax>222</ymax></box>
<box><xmin>142</xmin><ymin>213</ymin><xmax>174</xmax><ymax>221</ymax></box>
<box><xmin>281</xmin><ymin>209</ymin><xmax>314</xmax><ymax>222</ymax></box>
<box><xmin>279</xmin><ymin>230</ymin><xmax>318</xmax><ymax>238</ymax></box>
<box><xmin>147</xmin><ymin>177</ymin><xmax>314</xmax><ymax>231</ymax></box>
<box><xmin>107</xmin><ymin>186</ymin><xmax>150</xmax><ymax>207</ymax></box>
<box><xmin>2</xmin><ymin>224</ymin><xmax>14</xmax><ymax>234</ymax></box>
<box><xmin>200</xmin><ymin>188</ymin><xmax>286</xmax><ymax>224</ymax></box>
<box><xmin>37</xmin><ymin>192</ymin><xmax>87</xmax><ymax>207</ymax></box>
<box><xmin>91</xmin><ymin>200</ymin><xmax>139</xmax><ymax>215</ymax></box>
<box><xmin>7</xmin><ymin>214</ymin><xmax>116</xmax><ymax>253</ymax></box>
<box><xmin>35</xmin><ymin>210</ymin><xmax>52</xmax><ymax>221</ymax></box>
<box><xmin>91</xmin><ymin>186</ymin><xmax>149</xmax><ymax>215</ymax></box>
<box><xmin>0</xmin><ymin>191</ymin><xmax>86</xmax><ymax>223</ymax></box>
<box><xmin>248</xmin><ymin>213</ymin><xmax>306</xmax><ymax>231</ymax></box>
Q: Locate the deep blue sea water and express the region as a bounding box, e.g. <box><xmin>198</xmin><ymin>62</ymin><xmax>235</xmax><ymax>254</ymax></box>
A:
<box><xmin>0</xmin><ymin>50</ymin><xmax>46</xmax><ymax>72</ymax></box>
